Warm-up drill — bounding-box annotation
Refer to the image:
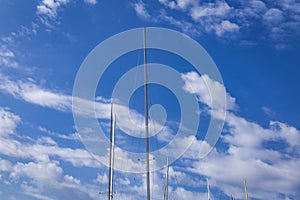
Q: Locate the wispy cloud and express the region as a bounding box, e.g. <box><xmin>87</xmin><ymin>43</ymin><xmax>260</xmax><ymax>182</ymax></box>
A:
<box><xmin>132</xmin><ymin>1</ymin><xmax>151</xmax><ymax>20</ymax></box>
<box><xmin>36</xmin><ymin>0</ymin><xmax>70</xmax><ymax>27</ymax></box>
<box><xmin>262</xmin><ymin>106</ymin><xmax>277</xmax><ymax>118</ymax></box>
<box><xmin>0</xmin><ymin>73</ymin><xmax>72</xmax><ymax>112</ymax></box>
<box><xmin>37</xmin><ymin>0</ymin><xmax>70</xmax><ymax>19</ymax></box>
<box><xmin>36</xmin><ymin>0</ymin><xmax>98</xmax><ymax>27</ymax></box>
<box><xmin>0</xmin><ymin>72</ymin><xmax>171</xmax><ymax>143</ymax></box>
<box><xmin>38</xmin><ymin>126</ymin><xmax>79</xmax><ymax>140</ymax></box>
<box><xmin>0</xmin><ymin>45</ymin><xmax>19</xmax><ymax>69</ymax></box>
<box><xmin>84</xmin><ymin>0</ymin><xmax>97</xmax><ymax>5</ymax></box>
<box><xmin>0</xmin><ymin>108</ymin><xmax>20</xmax><ymax>137</ymax></box>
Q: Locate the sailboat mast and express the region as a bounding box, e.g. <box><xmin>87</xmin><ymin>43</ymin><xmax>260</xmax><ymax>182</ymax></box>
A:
<box><xmin>207</xmin><ymin>178</ymin><xmax>211</xmax><ymax>200</ymax></box>
<box><xmin>108</xmin><ymin>104</ymin><xmax>115</xmax><ymax>200</ymax></box>
<box><xmin>244</xmin><ymin>180</ymin><xmax>249</xmax><ymax>200</ymax></box>
<box><xmin>143</xmin><ymin>27</ymin><xmax>151</xmax><ymax>200</ymax></box>
<box><xmin>164</xmin><ymin>158</ymin><xmax>169</xmax><ymax>200</ymax></box>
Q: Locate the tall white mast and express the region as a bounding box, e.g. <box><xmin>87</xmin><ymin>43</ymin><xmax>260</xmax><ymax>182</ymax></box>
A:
<box><xmin>143</xmin><ymin>27</ymin><xmax>151</xmax><ymax>200</ymax></box>
<box><xmin>164</xmin><ymin>158</ymin><xmax>169</xmax><ymax>200</ymax></box>
<box><xmin>244</xmin><ymin>180</ymin><xmax>249</xmax><ymax>200</ymax></box>
<box><xmin>207</xmin><ymin>178</ymin><xmax>211</xmax><ymax>200</ymax></box>
<box><xmin>108</xmin><ymin>104</ymin><xmax>116</xmax><ymax>200</ymax></box>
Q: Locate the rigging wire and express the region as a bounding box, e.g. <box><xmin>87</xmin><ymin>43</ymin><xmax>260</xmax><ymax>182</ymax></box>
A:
<box><xmin>174</xmin><ymin>174</ymin><xmax>184</xmax><ymax>200</ymax></box>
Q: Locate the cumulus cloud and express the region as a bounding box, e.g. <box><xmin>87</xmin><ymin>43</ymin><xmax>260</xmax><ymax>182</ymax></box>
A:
<box><xmin>9</xmin><ymin>160</ymin><xmax>98</xmax><ymax>200</ymax></box>
<box><xmin>0</xmin><ymin>108</ymin><xmax>101</xmax><ymax>199</ymax></box>
<box><xmin>184</xmin><ymin>111</ymin><xmax>300</xmax><ymax>199</ymax></box>
<box><xmin>159</xmin><ymin>0</ymin><xmax>195</xmax><ymax>10</ymax></box>
<box><xmin>263</xmin><ymin>8</ymin><xmax>284</xmax><ymax>25</ymax></box>
<box><xmin>166</xmin><ymin>70</ymin><xmax>300</xmax><ymax>199</ymax></box>
<box><xmin>214</xmin><ymin>20</ymin><xmax>240</xmax><ymax>37</ymax></box>
<box><xmin>190</xmin><ymin>1</ymin><xmax>231</xmax><ymax>20</ymax></box>
<box><xmin>179</xmin><ymin>127</ymin><xmax>299</xmax><ymax>199</ymax></box>
<box><xmin>181</xmin><ymin>71</ymin><xmax>236</xmax><ymax>111</ymax></box>
<box><xmin>37</xmin><ymin>0</ymin><xmax>70</xmax><ymax>19</ymax></box>
<box><xmin>0</xmin><ymin>159</ymin><xmax>12</xmax><ymax>172</ymax></box>
<box><xmin>134</xmin><ymin>0</ymin><xmax>300</xmax><ymax>45</ymax></box>
<box><xmin>171</xmin><ymin>112</ymin><xmax>300</xmax><ymax>199</ymax></box>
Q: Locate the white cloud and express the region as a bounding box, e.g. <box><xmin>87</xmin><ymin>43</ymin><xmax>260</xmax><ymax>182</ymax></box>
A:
<box><xmin>237</xmin><ymin>0</ymin><xmax>267</xmax><ymax>19</ymax></box>
<box><xmin>0</xmin><ymin>73</ymin><xmax>71</xmax><ymax>112</ymax></box>
<box><xmin>133</xmin><ymin>1</ymin><xmax>151</xmax><ymax>20</ymax></box>
<box><xmin>0</xmin><ymin>108</ymin><xmax>20</xmax><ymax>137</ymax></box>
<box><xmin>0</xmin><ymin>45</ymin><xmax>18</xmax><ymax>68</ymax></box>
<box><xmin>158</xmin><ymin>11</ymin><xmax>199</xmax><ymax>34</ymax></box>
<box><xmin>0</xmin><ymin>47</ymin><xmax>14</xmax><ymax>58</ymax></box>
<box><xmin>64</xmin><ymin>174</ymin><xmax>80</xmax><ymax>184</ymax></box>
<box><xmin>224</xmin><ymin>113</ymin><xmax>300</xmax><ymax>150</ymax></box>
<box><xmin>173</xmin><ymin>187</ymin><xmax>208</xmax><ymax>199</ymax></box>
<box><xmin>138</xmin><ymin>0</ymin><xmax>300</xmax><ymax>45</ymax></box>
<box><xmin>37</xmin><ymin>136</ymin><xmax>58</xmax><ymax>146</ymax></box>
<box><xmin>171</xmin><ymin>70</ymin><xmax>300</xmax><ymax>199</ymax></box>
<box><xmin>262</xmin><ymin>106</ymin><xmax>277</xmax><ymax>118</ymax></box>
<box><xmin>175</xmin><ymin>0</ymin><xmax>194</xmax><ymax>10</ymax></box>
<box><xmin>263</xmin><ymin>8</ymin><xmax>284</xmax><ymax>25</ymax></box>
<box><xmin>181</xmin><ymin>72</ymin><xmax>236</xmax><ymax>111</ymax></box>
<box><xmin>190</xmin><ymin>1</ymin><xmax>231</xmax><ymax>20</ymax></box>
<box><xmin>0</xmin><ymin>109</ymin><xmax>101</xmax><ymax>199</ymax></box>
<box><xmin>278</xmin><ymin>0</ymin><xmax>300</xmax><ymax>14</ymax></box>
<box><xmin>84</xmin><ymin>0</ymin><xmax>97</xmax><ymax>5</ymax></box>
<box><xmin>214</xmin><ymin>20</ymin><xmax>240</xmax><ymax>37</ymax></box>
<box><xmin>0</xmin><ymin>159</ymin><xmax>12</xmax><ymax>172</ymax></box>
<box><xmin>37</xmin><ymin>0</ymin><xmax>70</xmax><ymax>19</ymax></box>
<box><xmin>94</xmin><ymin>173</ymin><xmax>108</xmax><ymax>184</ymax></box>
<box><xmin>133</xmin><ymin>0</ymin><xmax>242</xmax><ymax>38</ymax></box>
<box><xmin>270</xmin><ymin>121</ymin><xmax>300</xmax><ymax>149</ymax></box>
<box><xmin>20</xmin><ymin>83</ymin><xmax>72</xmax><ymax>111</ymax></box>
<box><xmin>249</xmin><ymin>0</ymin><xmax>267</xmax><ymax>13</ymax></box>
<box><xmin>159</xmin><ymin>0</ymin><xmax>195</xmax><ymax>10</ymax></box>
<box><xmin>0</xmin><ymin>73</ymin><xmax>170</xmax><ymax>145</ymax></box>
<box><xmin>36</xmin><ymin>0</ymin><xmax>97</xmax><ymax>26</ymax></box>
<box><xmin>186</xmin><ymin>111</ymin><xmax>300</xmax><ymax>199</ymax></box>
<box><xmin>0</xmin><ymin>129</ymin><xmax>101</xmax><ymax>168</ymax></box>
<box><xmin>0</xmin><ymin>75</ymin><xmax>298</xmax><ymax>200</ymax></box>
<box><xmin>38</xmin><ymin>126</ymin><xmax>79</xmax><ymax>140</ymax></box>
<box><xmin>10</xmin><ymin>161</ymin><xmax>63</xmax><ymax>183</ymax></box>
<box><xmin>9</xmin><ymin>160</ymin><xmax>98</xmax><ymax>200</ymax></box>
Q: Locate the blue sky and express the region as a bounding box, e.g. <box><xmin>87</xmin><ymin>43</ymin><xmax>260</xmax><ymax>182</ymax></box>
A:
<box><xmin>0</xmin><ymin>0</ymin><xmax>300</xmax><ymax>199</ymax></box>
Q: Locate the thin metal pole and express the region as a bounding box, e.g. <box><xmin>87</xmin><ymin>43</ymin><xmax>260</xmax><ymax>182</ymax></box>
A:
<box><xmin>143</xmin><ymin>27</ymin><xmax>151</xmax><ymax>200</ymax></box>
<box><xmin>207</xmin><ymin>178</ymin><xmax>211</xmax><ymax>200</ymax></box>
<box><xmin>108</xmin><ymin>104</ymin><xmax>115</xmax><ymax>200</ymax></box>
<box><xmin>244</xmin><ymin>180</ymin><xmax>249</xmax><ymax>200</ymax></box>
<box><xmin>164</xmin><ymin>158</ymin><xmax>169</xmax><ymax>200</ymax></box>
